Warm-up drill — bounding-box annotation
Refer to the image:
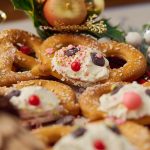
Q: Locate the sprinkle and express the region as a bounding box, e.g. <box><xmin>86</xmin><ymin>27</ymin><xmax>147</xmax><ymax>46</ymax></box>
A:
<box><xmin>45</xmin><ymin>48</ymin><xmax>55</xmax><ymax>55</ymax></box>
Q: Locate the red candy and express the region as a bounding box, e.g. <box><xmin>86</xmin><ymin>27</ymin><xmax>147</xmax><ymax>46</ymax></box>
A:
<box><xmin>71</xmin><ymin>61</ymin><xmax>81</xmax><ymax>72</ymax></box>
<box><xmin>122</xmin><ymin>92</ymin><xmax>142</xmax><ymax>110</ymax></box>
<box><xmin>28</xmin><ymin>95</ymin><xmax>40</xmax><ymax>106</ymax></box>
<box><xmin>19</xmin><ymin>45</ymin><xmax>31</xmax><ymax>54</ymax></box>
<box><xmin>94</xmin><ymin>140</ymin><xmax>106</xmax><ymax>150</ymax></box>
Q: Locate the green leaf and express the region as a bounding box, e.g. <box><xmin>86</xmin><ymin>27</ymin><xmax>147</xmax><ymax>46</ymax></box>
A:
<box><xmin>11</xmin><ymin>0</ymin><xmax>34</xmax><ymax>11</ymax></box>
<box><xmin>102</xmin><ymin>19</ymin><xmax>125</xmax><ymax>42</ymax></box>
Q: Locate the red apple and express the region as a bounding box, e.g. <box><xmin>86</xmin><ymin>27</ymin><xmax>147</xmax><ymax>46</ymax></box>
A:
<box><xmin>43</xmin><ymin>0</ymin><xmax>87</xmax><ymax>27</ymax></box>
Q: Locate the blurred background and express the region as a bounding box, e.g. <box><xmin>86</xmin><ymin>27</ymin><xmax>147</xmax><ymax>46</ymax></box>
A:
<box><xmin>0</xmin><ymin>0</ymin><xmax>150</xmax><ymax>33</ymax></box>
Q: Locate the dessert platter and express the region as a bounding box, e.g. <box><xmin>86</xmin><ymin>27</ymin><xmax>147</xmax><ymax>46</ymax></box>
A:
<box><xmin>0</xmin><ymin>0</ymin><xmax>150</xmax><ymax>150</ymax></box>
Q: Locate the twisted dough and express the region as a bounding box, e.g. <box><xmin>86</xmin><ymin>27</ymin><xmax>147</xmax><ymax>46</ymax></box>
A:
<box><xmin>0</xmin><ymin>29</ymin><xmax>42</xmax><ymax>86</ymax></box>
<box><xmin>32</xmin><ymin>121</ymin><xmax>150</xmax><ymax>150</ymax></box>
<box><xmin>79</xmin><ymin>82</ymin><xmax>150</xmax><ymax>125</ymax></box>
<box><xmin>38</xmin><ymin>34</ymin><xmax>146</xmax><ymax>87</ymax></box>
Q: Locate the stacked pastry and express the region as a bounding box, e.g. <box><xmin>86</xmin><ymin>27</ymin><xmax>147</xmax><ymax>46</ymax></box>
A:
<box><xmin>0</xmin><ymin>0</ymin><xmax>150</xmax><ymax>149</ymax></box>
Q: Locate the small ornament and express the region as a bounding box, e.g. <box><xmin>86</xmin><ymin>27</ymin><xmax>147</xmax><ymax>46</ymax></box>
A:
<box><xmin>71</xmin><ymin>61</ymin><xmax>81</xmax><ymax>72</ymax></box>
<box><xmin>144</xmin><ymin>29</ymin><xmax>150</xmax><ymax>45</ymax></box>
<box><xmin>125</xmin><ymin>32</ymin><xmax>142</xmax><ymax>47</ymax></box>
<box><xmin>122</xmin><ymin>92</ymin><xmax>142</xmax><ymax>110</ymax></box>
<box><xmin>0</xmin><ymin>10</ymin><xmax>7</xmax><ymax>23</ymax></box>
<box><xmin>94</xmin><ymin>140</ymin><xmax>106</xmax><ymax>150</ymax></box>
<box><xmin>28</xmin><ymin>95</ymin><xmax>40</xmax><ymax>106</ymax></box>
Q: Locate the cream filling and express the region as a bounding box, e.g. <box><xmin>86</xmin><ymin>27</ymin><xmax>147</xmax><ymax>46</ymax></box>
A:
<box><xmin>54</xmin><ymin>122</ymin><xmax>137</xmax><ymax>150</ymax></box>
<box><xmin>99</xmin><ymin>82</ymin><xmax>150</xmax><ymax>120</ymax></box>
<box><xmin>10</xmin><ymin>86</ymin><xmax>60</xmax><ymax>113</ymax></box>
<box><xmin>51</xmin><ymin>45</ymin><xmax>109</xmax><ymax>83</ymax></box>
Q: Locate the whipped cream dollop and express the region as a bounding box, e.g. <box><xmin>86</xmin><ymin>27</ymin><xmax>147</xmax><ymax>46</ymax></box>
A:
<box><xmin>10</xmin><ymin>86</ymin><xmax>60</xmax><ymax>113</ymax></box>
<box><xmin>51</xmin><ymin>45</ymin><xmax>109</xmax><ymax>83</ymax></box>
<box><xmin>53</xmin><ymin>122</ymin><xmax>137</xmax><ymax>150</ymax></box>
<box><xmin>99</xmin><ymin>82</ymin><xmax>150</xmax><ymax>120</ymax></box>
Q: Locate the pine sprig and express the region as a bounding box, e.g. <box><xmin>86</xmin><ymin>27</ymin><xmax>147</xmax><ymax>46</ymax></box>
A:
<box><xmin>11</xmin><ymin>0</ymin><xmax>125</xmax><ymax>41</ymax></box>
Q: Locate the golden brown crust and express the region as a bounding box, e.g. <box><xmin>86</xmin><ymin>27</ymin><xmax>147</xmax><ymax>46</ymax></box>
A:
<box><xmin>0</xmin><ymin>29</ymin><xmax>43</xmax><ymax>86</ymax></box>
<box><xmin>79</xmin><ymin>82</ymin><xmax>126</xmax><ymax>121</ymax></box>
<box><xmin>79</xmin><ymin>82</ymin><xmax>150</xmax><ymax>125</ymax></box>
<box><xmin>32</xmin><ymin>125</ymin><xmax>74</xmax><ymax>146</ymax></box>
<box><xmin>32</xmin><ymin>121</ymin><xmax>150</xmax><ymax>150</ymax></box>
<box><xmin>39</xmin><ymin>34</ymin><xmax>146</xmax><ymax>87</ymax></box>
<box><xmin>119</xmin><ymin>121</ymin><xmax>150</xmax><ymax>150</ymax></box>
<box><xmin>0</xmin><ymin>80</ymin><xmax>80</xmax><ymax>116</ymax></box>
<box><xmin>12</xmin><ymin>80</ymin><xmax>80</xmax><ymax>116</ymax></box>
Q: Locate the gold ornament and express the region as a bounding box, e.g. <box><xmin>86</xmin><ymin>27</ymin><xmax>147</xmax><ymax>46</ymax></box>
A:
<box><xmin>40</xmin><ymin>14</ymin><xmax>107</xmax><ymax>34</ymax></box>
<box><xmin>0</xmin><ymin>10</ymin><xmax>7</xmax><ymax>23</ymax></box>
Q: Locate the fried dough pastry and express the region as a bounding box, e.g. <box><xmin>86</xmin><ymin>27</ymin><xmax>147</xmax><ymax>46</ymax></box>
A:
<box><xmin>0</xmin><ymin>29</ymin><xmax>42</xmax><ymax>86</ymax></box>
<box><xmin>32</xmin><ymin>121</ymin><xmax>150</xmax><ymax>150</ymax></box>
<box><xmin>0</xmin><ymin>80</ymin><xmax>80</xmax><ymax>127</ymax></box>
<box><xmin>38</xmin><ymin>34</ymin><xmax>146</xmax><ymax>87</ymax></box>
<box><xmin>79</xmin><ymin>81</ymin><xmax>150</xmax><ymax>125</ymax></box>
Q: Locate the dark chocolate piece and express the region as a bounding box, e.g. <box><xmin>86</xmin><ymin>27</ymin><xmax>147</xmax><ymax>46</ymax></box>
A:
<box><xmin>108</xmin><ymin>125</ymin><xmax>121</xmax><ymax>135</ymax></box>
<box><xmin>72</xmin><ymin>127</ymin><xmax>87</xmax><ymax>138</ymax></box>
<box><xmin>145</xmin><ymin>89</ymin><xmax>150</xmax><ymax>96</ymax></box>
<box><xmin>91</xmin><ymin>52</ymin><xmax>105</xmax><ymax>66</ymax></box>
<box><xmin>65</xmin><ymin>47</ymin><xmax>79</xmax><ymax>57</ymax></box>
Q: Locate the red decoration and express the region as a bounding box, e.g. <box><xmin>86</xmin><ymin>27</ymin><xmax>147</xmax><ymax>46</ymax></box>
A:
<box><xmin>19</xmin><ymin>46</ymin><xmax>31</xmax><ymax>54</ymax></box>
<box><xmin>28</xmin><ymin>95</ymin><xmax>40</xmax><ymax>106</ymax></box>
<box><xmin>94</xmin><ymin>140</ymin><xmax>106</xmax><ymax>150</ymax></box>
<box><xmin>71</xmin><ymin>61</ymin><xmax>81</xmax><ymax>72</ymax></box>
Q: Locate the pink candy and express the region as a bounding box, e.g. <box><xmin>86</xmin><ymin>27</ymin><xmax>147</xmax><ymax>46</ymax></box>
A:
<box><xmin>122</xmin><ymin>92</ymin><xmax>142</xmax><ymax>110</ymax></box>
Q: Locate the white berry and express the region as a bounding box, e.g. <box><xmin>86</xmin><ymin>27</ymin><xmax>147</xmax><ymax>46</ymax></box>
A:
<box><xmin>125</xmin><ymin>32</ymin><xmax>142</xmax><ymax>47</ymax></box>
<box><xmin>144</xmin><ymin>30</ymin><xmax>150</xmax><ymax>45</ymax></box>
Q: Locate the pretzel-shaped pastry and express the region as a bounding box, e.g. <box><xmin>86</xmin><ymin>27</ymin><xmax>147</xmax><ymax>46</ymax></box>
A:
<box><xmin>32</xmin><ymin>121</ymin><xmax>150</xmax><ymax>150</ymax></box>
<box><xmin>79</xmin><ymin>82</ymin><xmax>150</xmax><ymax>125</ymax></box>
<box><xmin>0</xmin><ymin>80</ymin><xmax>80</xmax><ymax>127</ymax></box>
<box><xmin>0</xmin><ymin>29</ymin><xmax>42</xmax><ymax>86</ymax></box>
<box><xmin>38</xmin><ymin>34</ymin><xmax>146</xmax><ymax>87</ymax></box>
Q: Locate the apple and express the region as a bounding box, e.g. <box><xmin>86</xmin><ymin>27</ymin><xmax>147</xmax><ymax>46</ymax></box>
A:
<box><xmin>93</xmin><ymin>0</ymin><xmax>105</xmax><ymax>12</ymax></box>
<box><xmin>43</xmin><ymin>0</ymin><xmax>87</xmax><ymax>27</ymax></box>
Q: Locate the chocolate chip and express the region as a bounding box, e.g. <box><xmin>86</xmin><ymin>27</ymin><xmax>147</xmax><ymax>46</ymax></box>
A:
<box><xmin>6</xmin><ymin>90</ymin><xmax>21</xmax><ymax>99</ymax></box>
<box><xmin>91</xmin><ymin>52</ymin><xmax>105</xmax><ymax>66</ymax></box>
<box><xmin>64</xmin><ymin>47</ymin><xmax>79</xmax><ymax>57</ymax></box>
<box><xmin>145</xmin><ymin>89</ymin><xmax>150</xmax><ymax>96</ymax></box>
<box><xmin>108</xmin><ymin>125</ymin><xmax>121</xmax><ymax>135</ymax></box>
<box><xmin>111</xmin><ymin>85</ymin><xmax>123</xmax><ymax>95</ymax></box>
<box><xmin>72</xmin><ymin>127</ymin><xmax>87</xmax><ymax>138</ymax></box>
<box><xmin>55</xmin><ymin>115</ymin><xmax>75</xmax><ymax>125</ymax></box>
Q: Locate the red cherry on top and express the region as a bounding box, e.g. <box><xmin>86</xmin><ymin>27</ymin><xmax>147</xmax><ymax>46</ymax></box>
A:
<box><xmin>19</xmin><ymin>45</ymin><xmax>31</xmax><ymax>54</ymax></box>
<box><xmin>94</xmin><ymin>140</ymin><xmax>106</xmax><ymax>150</ymax></box>
<box><xmin>28</xmin><ymin>95</ymin><xmax>40</xmax><ymax>106</ymax></box>
<box><xmin>122</xmin><ymin>92</ymin><xmax>142</xmax><ymax>110</ymax></box>
<box><xmin>71</xmin><ymin>61</ymin><xmax>81</xmax><ymax>72</ymax></box>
